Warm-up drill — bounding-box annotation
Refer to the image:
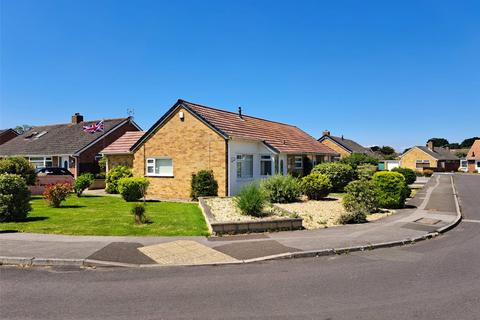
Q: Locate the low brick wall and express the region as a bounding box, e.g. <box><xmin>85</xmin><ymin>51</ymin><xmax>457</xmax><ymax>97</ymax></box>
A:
<box><xmin>198</xmin><ymin>197</ymin><xmax>303</xmax><ymax>235</ymax></box>
<box><xmin>88</xmin><ymin>179</ymin><xmax>106</xmax><ymax>190</ymax></box>
<box><xmin>30</xmin><ymin>176</ymin><xmax>74</xmax><ymax>195</ymax></box>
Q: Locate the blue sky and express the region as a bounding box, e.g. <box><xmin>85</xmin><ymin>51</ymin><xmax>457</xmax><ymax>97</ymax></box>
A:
<box><xmin>1</xmin><ymin>0</ymin><xmax>479</xmax><ymax>150</ymax></box>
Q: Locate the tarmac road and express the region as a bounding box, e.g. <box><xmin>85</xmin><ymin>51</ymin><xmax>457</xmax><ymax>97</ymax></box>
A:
<box><xmin>1</xmin><ymin>174</ymin><xmax>479</xmax><ymax>320</ymax></box>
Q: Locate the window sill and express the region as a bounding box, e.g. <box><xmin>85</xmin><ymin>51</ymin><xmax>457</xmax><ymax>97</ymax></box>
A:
<box><xmin>145</xmin><ymin>175</ymin><xmax>174</xmax><ymax>178</ymax></box>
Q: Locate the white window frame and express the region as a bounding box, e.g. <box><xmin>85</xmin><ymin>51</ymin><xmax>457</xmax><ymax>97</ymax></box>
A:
<box><xmin>460</xmin><ymin>160</ymin><xmax>468</xmax><ymax>168</ymax></box>
<box><xmin>28</xmin><ymin>156</ymin><xmax>53</xmax><ymax>169</ymax></box>
<box><xmin>294</xmin><ymin>156</ymin><xmax>303</xmax><ymax>169</ymax></box>
<box><xmin>260</xmin><ymin>155</ymin><xmax>273</xmax><ymax>176</ymax></box>
<box><xmin>236</xmin><ymin>154</ymin><xmax>254</xmax><ymax>180</ymax></box>
<box><xmin>415</xmin><ymin>159</ymin><xmax>430</xmax><ymax>168</ymax></box>
<box><xmin>145</xmin><ymin>157</ymin><xmax>173</xmax><ymax>177</ymax></box>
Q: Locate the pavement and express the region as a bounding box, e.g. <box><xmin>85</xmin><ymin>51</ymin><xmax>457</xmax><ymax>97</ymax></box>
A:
<box><xmin>0</xmin><ymin>174</ymin><xmax>461</xmax><ymax>267</ymax></box>
<box><xmin>1</xmin><ymin>174</ymin><xmax>478</xmax><ymax>320</ymax></box>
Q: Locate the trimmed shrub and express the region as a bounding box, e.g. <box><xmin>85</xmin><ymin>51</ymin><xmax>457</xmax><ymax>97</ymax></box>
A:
<box><xmin>311</xmin><ymin>162</ymin><xmax>354</xmax><ymax>192</ymax></box>
<box><xmin>301</xmin><ymin>173</ymin><xmax>332</xmax><ymax>200</ymax></box>
<box><xmin>106</xmin><ymin>166</ymin><xmax>133</xmax><ymax>194</ymax></box>
<box><xmin>356</xmin><ymin>164</ymin><xmax>377</xmax><ymax>180</ymax></box>
<box><xmin>118</xmin><ymin>177</ymin><xmax>150</xmax><ymax>201</ymax></box>
<box><xmin>342</xmin><ymin>179</ymin><xmax>378</xmax><ymax>223</ymax></box>
<box><xmin>0</xmin><ymin>156</ymin><xmax>37</xmax><ymax>185</ymax></box>
<box><xmin>234</xmin><ymin>183</ymin><xmax>268</xmax><ymax>217</ymax></box>
<box><xmin>423</xmin><ymin>169</ymin><xmax>434</xmax><ymax>177</ymax></box>
<box><xmin>338</xmin><ymin>211</ymin><xmax>368</xmax><ymax>224</ymax></box>
<box><xmin>372</xmin><ymin>171</ymin><xmax>410</xmax><ymax>209</ymax></box>
<box><xmin>0</xmin><ymin>174</ymin><xmax>31</xmax><ymax>222</ymax></box>
<box><xmin>260</xmin><ymin>174</ymin><xmax>301</xmax><ymax>203</ymax></box>
<box><xmin>74</xmin><ymin>173</ymin><xmax>94</xmax><ymax>197</ymax></box>
<box><xmin>339</xmin><ymin>153</ymin><xmax>379</xmax><ymax>169</ymax></box>
<box><xmin>391</xmin><ymin>167</ymin><xmax>416</xmax><ymax>185</ymax></box>
<box><xmin>131</xmin><ymin>203</ymin><xmax>149</xmax><ymax>224</ymax></box>
<box><xmin>43</xmin><ymin>183</ymin><xmax>73</xmax><ymax>208</ymax></box>
<box><xmin>190</xmin><ymin>170</ymin><xmax>218</xmax><ymax>200</ymax></box>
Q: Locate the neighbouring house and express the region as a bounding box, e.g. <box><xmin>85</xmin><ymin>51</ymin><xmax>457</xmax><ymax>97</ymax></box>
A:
<box><xmin>378</xmin><ymin>159</ymin><xmax>400</xmax><ymax>171</ymax></box>
<box><xmin>466</xmin><ymin>139</ymin><xmax>480</xmax><ymax>173</ymax></box>
<box><xmin>0</xmin><ymin>129</ymin><xmax>19</xmax><ymax>145</ymax></box>
<box><xmin>100</xmin><ymin>131</ymin><xmax>145</xmax><ymax>170</ymax></box>
<box><xmin>318</xmin><ymin>131</ymin><xmax>376</xmax><ymax>159</ymax></box>
<box><xmin>399</xmin><ymin>140</ymin><xmax>460</xmax><ymax>172</ymax></box>
<box><xmin>109</xmin><ymin>99</ymin><xmax>338</xmax><ymax>199</ymax></box>
<box><xmin>0</xmin><ymin>113</ymin><xmax>141</xmax><ymax>177</ymax></box>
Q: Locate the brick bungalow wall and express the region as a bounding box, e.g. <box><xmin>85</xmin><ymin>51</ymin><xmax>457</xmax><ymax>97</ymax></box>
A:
<box><xmin>132</xmin><ymin>107</ymin><xmax>227</xmax><ymax>199</ymax></box>
<box><xmin>320</xmin><ymin>139</ymin><xmax>350</xmax><ymax>158</ymax></box>
<box><xmin>107</xmin><ymin>154</ymin><xmax>134</xmax><ymax>169</ymax></box>
<box><xmin>401</xmin><ymin>148</ymin><xmax>438</xmax><ymax>171</ymax></box>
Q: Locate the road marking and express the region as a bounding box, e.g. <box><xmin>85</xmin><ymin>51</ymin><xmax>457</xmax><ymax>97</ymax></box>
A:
<box><xmin>463</xmin><ymin>219</ymin><xmax>480</xmax><ymax>224</ymax></box>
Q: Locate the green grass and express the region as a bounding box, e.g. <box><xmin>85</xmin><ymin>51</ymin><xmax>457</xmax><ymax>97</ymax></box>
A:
<box><xmin>0</xmin><ymin>195</ymin><xmax>209</xmax><ymax>236</ymax></box>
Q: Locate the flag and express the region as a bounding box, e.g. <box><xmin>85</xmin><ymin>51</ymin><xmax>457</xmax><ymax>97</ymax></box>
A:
<box><xmin>83</xmin><ymin>120</ymin><xmax>104</xmax><ymax>134</ymax></box>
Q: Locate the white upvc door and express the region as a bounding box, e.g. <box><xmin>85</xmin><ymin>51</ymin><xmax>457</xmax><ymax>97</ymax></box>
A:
<box><xmin>60</xmin><ymin>156</ymin><xmax>69</xmax><ymax>169</ymax></box>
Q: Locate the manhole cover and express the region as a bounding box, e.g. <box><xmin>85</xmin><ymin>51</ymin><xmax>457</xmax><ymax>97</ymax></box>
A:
<box><xmin>414</xmin><ymin>218</ymin><xmax>441</xmax><ymax>225</ymax></box>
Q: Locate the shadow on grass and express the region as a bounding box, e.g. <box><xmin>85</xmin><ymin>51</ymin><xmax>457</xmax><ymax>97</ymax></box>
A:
<box><xmin>59</xmin><ymin>205</ymin><xmax>87</xmax><ymax>209</ymax></box>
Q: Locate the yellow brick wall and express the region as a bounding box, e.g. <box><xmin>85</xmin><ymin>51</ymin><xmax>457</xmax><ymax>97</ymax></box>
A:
<box><xmin>107</xmin><ymin>154</ymin><xmax>134</xmax><ymax>169</ymax></box>
<box><xmin>132</xmin><ymin>107</ymin><xmax>227</xmax><ymax>199</ymax></box>
<box><xmin>320</xmin><ymin>139</ymin><xmax>351</xmax><ymax>158</ymax></box>
<box><xmin>400</xmin><ymin>147</ymin><xmax>437</xmax><ymax>171</ymax></box>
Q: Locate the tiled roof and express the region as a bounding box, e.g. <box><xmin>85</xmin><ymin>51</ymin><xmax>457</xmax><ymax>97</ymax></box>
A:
<box><xmin>319</xmin><ymin>135</ymin><xmax>376</xmax><ymax>155</ymax></box>
<box><xmin>467</xmin><ymin>140</ymin><xmax>480</xmax><ymax>160</ymax></box>
<box><xmin>0</xmin><ymin>118</ymin><xmax>134</xmax><ymax>156</ymax></box>
<box><xmin>181</xmin><ymin>100</ymin><xmax>337</xmax><ymax>154</ymax></box>
<box><xmin>416</xmin><ymin>146</ymin><xmax>459</xmax><ymax>160</ymax></box>
<box><xmin>101</xmin><ymin>131</ymin><xmax>145</xmax><ymax>154</ymax></box>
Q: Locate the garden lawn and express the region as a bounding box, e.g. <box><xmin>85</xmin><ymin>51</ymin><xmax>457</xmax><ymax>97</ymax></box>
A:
<box><xmin>0</xmin><ymin>195</ymin><xmax>209</xmax><ymax>236</ymax></box>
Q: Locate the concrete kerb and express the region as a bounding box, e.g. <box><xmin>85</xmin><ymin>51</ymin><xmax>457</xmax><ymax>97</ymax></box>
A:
<box><xmin>0</xmin><ymin>176</ymin><xmax>464</xmax><ymax>269</ymax></box>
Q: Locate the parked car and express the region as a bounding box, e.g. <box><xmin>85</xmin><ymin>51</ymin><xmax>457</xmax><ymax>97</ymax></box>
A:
<box><xmin>36</xmin><ymin>167</ymin><xmax>74</xmax><ymax>177</ymax></box>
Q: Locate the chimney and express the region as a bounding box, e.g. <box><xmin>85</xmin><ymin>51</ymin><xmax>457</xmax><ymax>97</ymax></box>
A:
<box><xmin>238</xmin><ymin>107</ymin><xmax>243</xmax><ymax>119</ymax></box>
<box><xmin>427</xmin><ymin>140</ymin><xmax>434</xmax><ymax>151</ymax></box>
<box><xmin>322</xmin><ymin>130</ymin><xmax>330</xmax><ymax>137</ymax></box>
<box><xmin>341</xmin><ymin>135</ymin><xmax>344</xmax><ymax>140</ymax></box>
<box><xmin>71</xmin><ymin>113</ymin><xmax>84</xmax><ymax>124</ymax></box>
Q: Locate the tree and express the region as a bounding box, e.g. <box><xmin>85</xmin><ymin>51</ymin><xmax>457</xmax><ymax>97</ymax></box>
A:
<box><xmin>447</xmin><ymin>143</ymin><xmax>460</xmax><ymax>149</ymax></box>
<box><xmin>379</xmin><ymin>146</ymin><xmax>396</xmax><ymax>156</ymax></box>
<box><xmin>460</xmin><ymin>137</ymin><xmax>480</xmax><ymax>149</ymax></box>
<box><xmin>14</xmin><ymin>124</ymin><xmax>32</xmax><ymax>134</ymax></box>
<box><xmin>428</xmin><ymin>138</ymin><xmax>449</xmax><ymax>147</ymax></box>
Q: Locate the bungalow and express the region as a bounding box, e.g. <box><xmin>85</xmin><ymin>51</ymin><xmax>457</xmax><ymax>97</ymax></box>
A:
<box><xmin>318</xmin><ymin>131</ymin><xmax>376</xmax><ymax>159</ymax></box>
<box><xmin>399</xmin><ymin>140</ymin><xmax>460</xmax><ymax>172</ymax></box>
<box><xmin>0</xmin><ymin>129</ymin><xmax>19</xmax><ymax>145</ymax></box>
<box><xmin>104</xmin><ymin>99</ymin><xmax>339</xmax><ymax>199</ymax></box>
<box><xmin>466</xmin><ymin>139</ymin><xmax>480</xmax><ymax>173</ymax></box>
<box><xmin>0</xmin><ymin>113</ymin><xmax>141</xmax><ymax>177</ymax></box>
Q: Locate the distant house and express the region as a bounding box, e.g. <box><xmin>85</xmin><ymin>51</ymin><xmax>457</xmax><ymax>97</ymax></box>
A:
<box><xmin>399</xmin><ymin>140</ymin><xmax>460</xmax><ymax>172</ymax></box>
<box><xmin>0</xmin><ymin>113</ymin><xmax>141</xmax><ymax>177</ymax></box>
<box><xmin>0</xmin><ymin>129</ymin><xmax>19</xmax><ymax>145</ymax></box>
<box><xmin>318</xmin><ymin>131</ymin><xmax>376</xmax><ymax>159</ymax></box>
<box><xmin>108</xmin><ymin>99</ymin><xmax>338</xmax><ymax>199</ymax></box>
<box><xmin>466</xmin><ymin>139</ymin><xmax>480</xmax><ymax>173</ymax></box>
<box><xmin>100</xmin><ymin>131</ymin><xmax>145</xmax><ymax>170</ymax></box>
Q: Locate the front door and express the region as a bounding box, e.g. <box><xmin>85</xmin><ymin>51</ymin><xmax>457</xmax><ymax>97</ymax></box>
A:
<box><xmin>61</xmin><ymin>156</ymin><xmax>69</xmax><ymax>170</ymax></box>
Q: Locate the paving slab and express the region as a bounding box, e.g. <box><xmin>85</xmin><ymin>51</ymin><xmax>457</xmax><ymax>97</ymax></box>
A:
<box><xmin>138</xmin><ymin>240</ymin><xmax>238</xmax><ymax>265</ymax></box>
<box><xmin>213</xmin><ymin>240</ymin><xmax>301</xmax><ymax>260</ymax></box>
<box><xmin>86</xmin><ymin>242</ymin><xmax>157</xmax><ymax>265</ymax></box>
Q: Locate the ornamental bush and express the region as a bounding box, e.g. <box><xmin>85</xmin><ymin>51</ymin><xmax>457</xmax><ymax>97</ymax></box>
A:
<box><xmin>341</xmin><ymin>179</ymin><xmax>378</xmax><ymax>224</ymax></box>
<box><xmin>391</xmin><ymin>167</ymin><xmax>416</xmax><ymax>185</ymax></box>
<box><xmin>356</xmin><ymin>164</ymin><xmax>377</xmax><ymax>180</ymax></box>
<box><xmin>301</xmin><ymin>173</ymin><xmax>332</xmax><ymax>200</ymax></box>
<box><xmin>118</xmin><ymin>177</ymin><xmax>150</xmax><ymax>201</ymax></box>
<box><xmin>234</xmin><ymin>183</ymin><xmax>268</xmax><ymax>217</ymax></box>
<box><xmin>423</xmin><ymin>169</ymin><xmax>434</xmax><ymax>177</ymax></box>
<box><xmin>106</xmin><ymin>165</ymin><xmax>133</xmax><ymax>194</ymax></box>
<box><xmin>260</xmin><ymin>174</ymin><xmax>301</xmax><ymax>203</ymax></box>
<box><xmin>190</xmin><ymin>170</ymin><xmax>218</xmax><ymax>200</ymax></box>
<box><xmin>339</xmin><ymin>153</ymin><xmax>379</xmax><ymax>169</ymax></box>
<box><xmin>0</xmin><ymin>174</ymin><xmax>31</xmax><ymax>222</ymax></box>
<box><xmin>372</xmin><ymin>171</ymin><xmax>410</xmax><ymax>209</ymax></box>
<box><xmin>43</xmin><ymin>183</ymin><xmax>73</xmax><ymax>208</ymax></box>
<box><xmin>311</xmin><ymin>162</ymin><xmax>354</xmax><ymax>192</ymax></box>
<box><xmin>74</xmin><ymin>173</ymin><xmax>94</xmax><ymax>197</ymax></box>
<box><xmin>0</xmin><ymin>156</ymin><xmax>37</xmax><ymax>185</ymax></box>
<box><xmin>131</xmin><ymin>203</ymin><xmax>150</xmax><ymax>224</ymax></box>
